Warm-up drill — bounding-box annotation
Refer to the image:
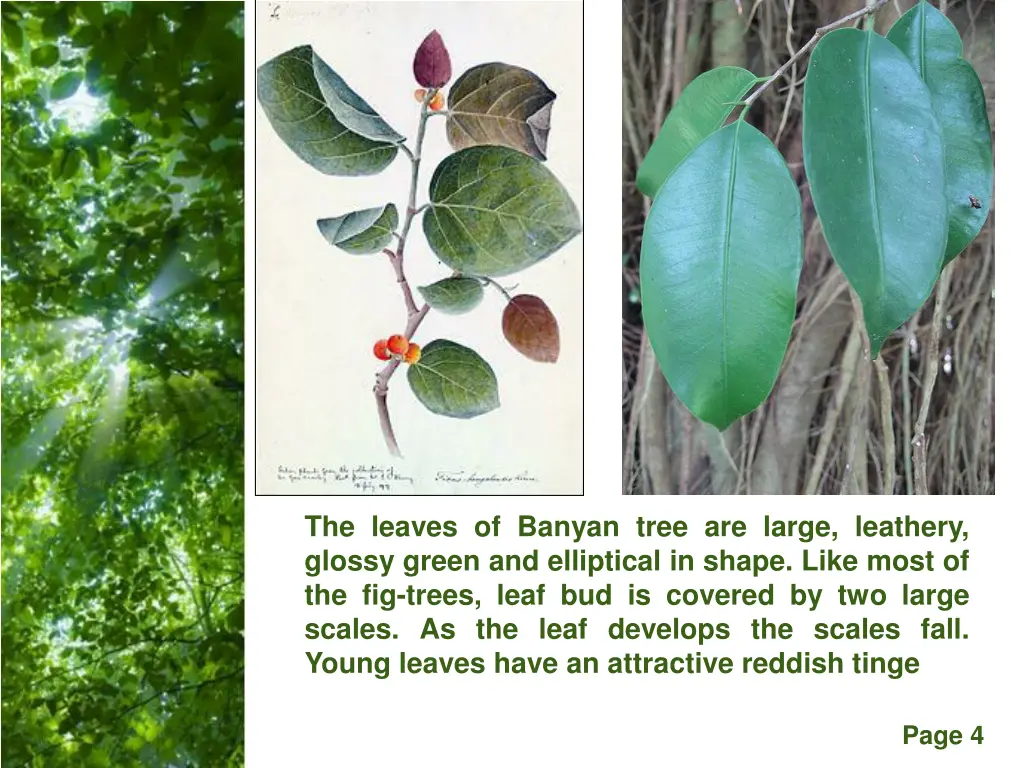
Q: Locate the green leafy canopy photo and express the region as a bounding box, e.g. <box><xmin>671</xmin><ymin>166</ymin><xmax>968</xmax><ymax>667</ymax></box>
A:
<box><xmin>2</xmin><ymin>2</ymin><xmax>244</xmax><ymax>765</ymax></box>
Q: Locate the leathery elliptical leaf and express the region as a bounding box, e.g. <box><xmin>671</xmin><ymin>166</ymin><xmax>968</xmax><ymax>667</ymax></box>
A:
<box><xmin>803</xmin><ymin>28</ymin><xmax>948</xmax><ymax>357</ymax></box>
<box><xmin>446</xmin><ymin>63</ymin><xmax>556</xmax><ymax>160</ymax></box>
<box><xmin>636</xmin><ymin>66</ymin><xmax>757</xmax><ymax>199</ymax></box>
<box><xmin>418</xmin><ymin>277</ymin><xmax>484</xmax><ymax>314</ymax></box>
<box><xmin>406</xmin><ymin>339</ymin><xmax>500</xmax><ymax>418</ymax></box>
<box><xmin>423</xmin><ymin>145</ymin><xmax>580</xmax><ymax>277</ymax></box>
<box><xmin>316</xmin><ymin>204</ymin><xmax>398</xmax><ymax>254</ymax></box>
<box><xmin>502</xmin><ymin>295</ymin><xmax>560</xmax><ymax>363</ymax></box>
<box><xmin>257</xmin><ymin>45</ymin><xmax>402</xmax><ymax>176</ymax></box>
<box><xmin>641</xmin><ymin>121</ymin><xmax>802</xmax><ymax>430</ymax></box>
<box><xmin>888</xmin><ymin>1</ymin><xmax>993</xmax><ymax>265</ymax></box>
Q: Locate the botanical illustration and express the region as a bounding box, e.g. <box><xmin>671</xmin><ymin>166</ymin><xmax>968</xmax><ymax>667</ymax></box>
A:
<box><xmin>258</xmin><ymin>29</ymin><xmax>581</xmax><ymax>458</ymax></box>
<box><xmin>2</xmin><ymin>2</ymin><xmax>243</xmax><ymax>764</ymax></box>
<box><xmin>624</xmin><ymin>0</ymin><xmax>994</xmax><ymax>495</ymax></box>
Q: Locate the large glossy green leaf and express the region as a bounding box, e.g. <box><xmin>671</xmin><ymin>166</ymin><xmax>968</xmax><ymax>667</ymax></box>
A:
<box><xmin>804</xmin><ymin>29</ymin><xmax>947</xmax><ymax>357</ymax></box>
<box><xmin>316</xmin><ymin>204</ymin><xmax>397</xmax><ymax>254</ymax></box>
<box><xmin>418</xmin><ymin>277</ymin><xmax>484</xmax><ymax>314</ymax></box>
<box><xmin>636</xmin><ymin>66</ymin><xmax>757</xmax><ymax>199</ymax></box>
<box><xmin>888</xmin><ymin>1</ymin><xmax>992</xmax><ymax>265</ymax></box>
<box><xmin>407</xmin><ymin>339</ymin><xmax>500</xmax><ymax>418</ymax></box>
<box><xmin>257</xmin><ymin>45</ymin><xmax>400</xmax><ymax>176</ymax></box>
<box><xmin>423</xmin><ymin>145</ymin><xmax>580</xmax><ymax>277</ymax></box>
<box><xmin>641</xmin><ymin>121</ymin><xmax>802</xmax><ymax>430</ymax></box>
<box><xmin>446</xmin><ymin>63</ymin><xmax>556</xmax><ymax>160</ymax></box>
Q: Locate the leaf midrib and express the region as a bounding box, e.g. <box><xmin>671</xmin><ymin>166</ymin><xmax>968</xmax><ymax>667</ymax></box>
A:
<box><xmin>720</xmin><ymin>122</ymin><xmax>742</xmax><ymax>405</ymax></box>
<box><xmin>863</xmin><ymin>33</ymin><xmax>885</xmax><ymax>318</ymax></box>
<box><xmin>916</xmin><ymin>7</ymin><xmax>927</xmax><ymax>83</ymax></box>
<box><xmin>416</xmin><ymin>358</ymin><xmax>488</xmax><ymax>397</ymax></box>
<box><xmin>450</xmin><ymin>67</ymin><xmax>522</xmax><ymax>110</ymax></box>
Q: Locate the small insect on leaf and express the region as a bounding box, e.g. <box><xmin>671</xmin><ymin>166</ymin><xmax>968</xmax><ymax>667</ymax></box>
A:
<box><xmin>969</xmin><ymin>194</ymin><xmax>982</xmax><ymax>209</ymax></box>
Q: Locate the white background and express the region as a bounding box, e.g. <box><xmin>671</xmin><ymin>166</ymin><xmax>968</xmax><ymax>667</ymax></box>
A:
<box><xmin>246</xmin><ymin>0</ymin><xmax>1022</xmax><ymax>766</ymax></box>
<box><xmin>254</xmin><ymin>1</ymin><xmax>583</xmax><ymax>493</ymax></box>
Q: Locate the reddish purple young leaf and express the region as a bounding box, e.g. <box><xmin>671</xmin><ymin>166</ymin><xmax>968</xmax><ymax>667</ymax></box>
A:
<box><xmin>502</xmin><ymin>295</ymin><xmax>560</xmax><ymax>363</ymax></box>
<box><xmin>413</xmin><ymin>30</ymin><xmax>452</xmax><ymax>88</ymax></box>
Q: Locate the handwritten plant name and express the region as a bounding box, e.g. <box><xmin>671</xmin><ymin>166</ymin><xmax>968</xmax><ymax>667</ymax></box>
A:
<box><xmin>435</xmin><ymin>470</ymin><xmax>539</xmax><ymax>488</ymax></box>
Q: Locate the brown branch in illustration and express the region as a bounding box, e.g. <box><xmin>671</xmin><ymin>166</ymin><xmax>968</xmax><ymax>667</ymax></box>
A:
<box><xmin>373</xmin><ymin>90</ymin><xmax>436</xmax><ymax>458</ymax></box>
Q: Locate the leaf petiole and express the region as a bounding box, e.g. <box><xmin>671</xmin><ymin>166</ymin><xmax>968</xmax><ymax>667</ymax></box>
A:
<box><xmin>477</xmin><ymin>275</ymin><xmax>513</xmax><ymax>302</ymax></box>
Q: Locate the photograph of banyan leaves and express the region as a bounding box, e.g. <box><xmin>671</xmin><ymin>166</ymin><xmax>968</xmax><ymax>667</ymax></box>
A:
<box><xmin>623</xmin><ymin>0</ymin><xmax>994</xmax><ymax>495</ymax></box>
<box><xmin>2</xmin><ymin>2</ymin><xmax>243</xmax><ymax>765</ymax></box>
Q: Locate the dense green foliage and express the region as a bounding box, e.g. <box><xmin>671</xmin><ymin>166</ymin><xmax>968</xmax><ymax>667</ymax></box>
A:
<box><xmin>1</xmin><ymin>2</ymin><xmax>243</xmax><ymax>765</ymax></box>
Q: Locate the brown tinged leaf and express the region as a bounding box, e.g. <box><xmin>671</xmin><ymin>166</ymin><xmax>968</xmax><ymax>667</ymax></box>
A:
<box><xmin>502</xmin><ymin>295</ymin><xmax>560</xmax><ymax>363</ymax></box>
<box><xmin>413</xmin><ymin>30</ymin><xmax>451</xmax><ymax>89</ymax></box>
<box><xmin>446</xmin><ymin>63</ymin><xmax>555</xmax><ymax>160</ymax></box>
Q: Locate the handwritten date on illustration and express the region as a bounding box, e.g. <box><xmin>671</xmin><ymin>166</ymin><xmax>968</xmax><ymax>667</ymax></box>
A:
<box><xmin>276</xmin><ymin>464</ymin><xmax>413</xmax><ymax>494</ymax></box>
<box><xmin>258</xmin><ymin>31</ymin><xmax>580</xmax><ymax>456</ymax></box>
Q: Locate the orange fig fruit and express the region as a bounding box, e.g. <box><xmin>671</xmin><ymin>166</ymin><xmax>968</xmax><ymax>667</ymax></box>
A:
<box><xmin>403</xmin><ymin>343</ymin><xmax>421</xmax><ymax>364</ymax></box>
<box><xmin>414</xmin><ymin>88</ymin><xmax>427</xmax><ymax>103</ymax></box>
<box><xmin>428</xmin><ymin>91</ymin><xmax>445</xmax><ymax>111</ymax></box>
<box><xmin>387</xmin><ymin>334</ymin><xmax>409</xmax><ymax>356</ymax></box>
<box><xmin>373</xmin><ymin>339</ymin><xmax>390</xmax><ymax>360</ymax></box>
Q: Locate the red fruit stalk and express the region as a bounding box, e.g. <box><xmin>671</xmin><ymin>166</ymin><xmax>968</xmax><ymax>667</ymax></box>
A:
<box><xmin>413</xmin><ymin>30</ymin><xmax>451</xmax><ymax>88</ymax></box>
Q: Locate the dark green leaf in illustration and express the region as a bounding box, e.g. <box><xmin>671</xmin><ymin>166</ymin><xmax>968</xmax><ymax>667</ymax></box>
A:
<box><xmin>446</xmin><ymin>63</ymin><xmax>556</xmax><ymax>160</ymax></box>
<box><xmin>316</xmin><ymin>204</ymin><xmax>398</xmax><ymax>254</ymax></box>
<box><xmin>30</xmin><ymin>44</ymin><xmax>60</xmax><ymax>68</ymax></box>
<box><xmin>502</xmin><ymin>294</ymin><xmax>559</xmax><ymax>363</ymax></box>
<box><xmin>641</xmin><ymin>121</ymin><xmax>802</xmax><ymax>430</ymax></box>
<box><xmin>636</xmin><ymin>66</ymin><xmax>757</xmax><ymax>199</ymax></box>
<box><xmin>50</xmin><ymin>71</ymin><xmax>82</xmax><ymax>100</ymax></box>
<box><xmin>423</xmin><ymin>145</ymin><xmax>580</xmax><ymax>277</ymax></box>
<box><xmin>804</xmin><ymin>29</ymin><xmax>948</xmax><ymax>357</ymax></box>
<box><xmin>418</xmin><ymin>277</ymin><xmax>484</xmax><ymax>314</ymax></box>
<box><xmin>407</xmin><ymin>339</ymin><xmax>500</xmax><ymax>419</ymax></box>
<box><xmin>257</xmin><ymin>45</ymin><xmax>400</xmax><ymax>176</ymax></box>
<box><xmin>888</xmin><ymin>1</ymin><xmax>993</xmax><ymax>264</ymax></box>
<box><xmin>310</xmin><ymin>50</ymin><xmax>405</xmax><ymax>144</ymax></box>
